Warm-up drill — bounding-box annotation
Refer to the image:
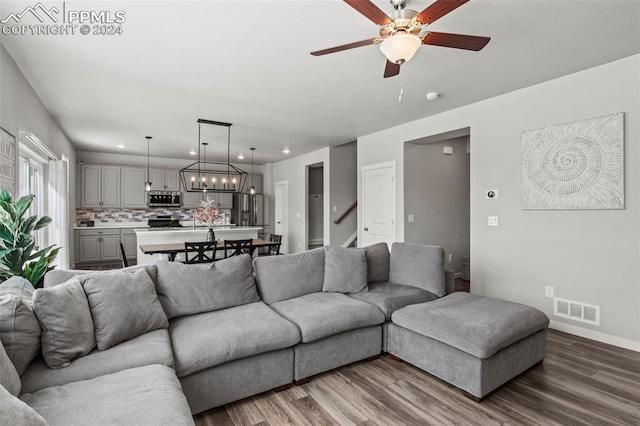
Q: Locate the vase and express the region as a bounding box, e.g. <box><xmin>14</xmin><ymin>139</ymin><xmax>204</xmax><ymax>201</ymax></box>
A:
<box><xmin>207</xmin><ymin>228</ymin><xmax>215</xmax><ymax>242</ymax></box>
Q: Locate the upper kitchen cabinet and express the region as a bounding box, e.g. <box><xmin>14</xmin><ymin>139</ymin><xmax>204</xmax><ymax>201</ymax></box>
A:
<box><xmin>81</xmin><ymin>165</ymin><xmax>120</xmax><ymax>208</ymax></box>
<box><xmin>150</xmin><ymin>169</ymin><xmax>180</xmax><ymax>191</ymax></box>
<box><xmin>243</xmin><ymin>174</ymin><xmax>263</xmax><ymax>194</ymax></box>
<box><xmin>121</xmin><ymin>167</ymin><xmax>148</xmax><ymax>208</ymax></box>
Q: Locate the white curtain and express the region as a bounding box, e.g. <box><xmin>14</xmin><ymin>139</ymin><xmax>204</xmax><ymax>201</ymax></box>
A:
<box><xmin>48</xmin><ymin>157</ymin><xmax>69</xmax><ymax>269</ymax></box>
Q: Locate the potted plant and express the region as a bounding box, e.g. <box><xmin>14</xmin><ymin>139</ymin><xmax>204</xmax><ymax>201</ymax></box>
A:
<box><xmin>192</xmin><ymin>197</ymin><xmax>221</xmax><ymax>241</ymax></box>
<box><xmin>0</xmin><ymin>190</ymin><xmax>59</xmax><ymax>288</ymax></box>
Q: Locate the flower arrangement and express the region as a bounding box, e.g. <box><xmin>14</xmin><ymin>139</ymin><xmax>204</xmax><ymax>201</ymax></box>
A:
<box><xmin>192</xmin><ymin>197</ymin><xmax>220</xmax><ymax>229</ymax></box>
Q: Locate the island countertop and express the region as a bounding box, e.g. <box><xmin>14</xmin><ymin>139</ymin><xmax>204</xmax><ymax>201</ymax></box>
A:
<box><xmin>134</xmin><ymin>226</ymin><xmax>262</xmax><ymax>235</ymax></box>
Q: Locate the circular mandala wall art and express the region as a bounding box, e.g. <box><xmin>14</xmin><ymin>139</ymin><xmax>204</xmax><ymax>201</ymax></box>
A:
<box><xmin>521</xmin><ymin>113</ymin><xmax>623</xmax><ymax>210</ymax></box>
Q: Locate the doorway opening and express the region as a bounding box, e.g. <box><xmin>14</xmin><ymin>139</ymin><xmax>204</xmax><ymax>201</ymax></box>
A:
<box><xmin>307</xmin><ymin>163</ymin><xmax>324</xmax><ymax>250</ymax></box>
<box><xmin>404</xmin><ymin>128</ymin><xmax>471</xmax><ymax>292</ymax></box>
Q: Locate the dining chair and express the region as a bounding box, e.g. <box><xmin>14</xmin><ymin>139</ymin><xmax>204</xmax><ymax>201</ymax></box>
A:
<box><xmin>119</xmin><ymin>241</ymin><xmax>129</xmax><ymax>268</ymax></box>
<box><xmin>224</xmin><ymin>239</ymin><xmax>254</xmax><ymax>258</ymax></box>
<box><xmin>184</xmin><ymin>241</ymin><xmax>218</xmax><ymax>264</ymax></box>
<box><xmin>267</xmin><ymin>234</ymin><xmax>282</xmax><ymax>256</ymax></box>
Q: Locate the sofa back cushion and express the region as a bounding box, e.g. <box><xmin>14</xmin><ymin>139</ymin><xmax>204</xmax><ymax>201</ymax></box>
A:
<box><xmin>33</xmin><ymin>278</ymin><xmax>96</xmax><ymax>369</ymax></box>
<box><xmin>155</xmin><ymin>254</ymin><xmax>260</xmax><ymax>319</ymax></box>
<box><xmin>0</xmin><ymin>277</ymin><xmax>41</xmax><ymax>376</ymax></box>
<box><xmin>363</xmin><ymin>242</ymin><xmax>390</xmax><ymax>283</ymax></box>
<box><xmin>253</xmin><ymin>248</ymin><xmax>325</xmax><ymax>304</ymax></box>
<box><xmin>79</xmin><ymin>268</ymin><xmax>168</xmax><ymax>351</ymax></box>
<box><xmin>389</xmin><ymin>242</ymin><xmax>446</xmax><ymax>297</ymax></box>
<box><xmin>0</xmin><ymin>384</ymin><xmax>47</xmax><ymax>425</ymax></box>
<box><xmin>43</xmin><ymin>264</ymin><xmax>158</xmax><ymax>288</ymax></box>
<box><xmin>0</xmin><ymin>338</ymin><xmax>21</xmax><ymax>396</ymax></box>
<box><xmin>322</xmin><ymin>246</ymin><xmax>368</xmax><ymax>294</ymax></box>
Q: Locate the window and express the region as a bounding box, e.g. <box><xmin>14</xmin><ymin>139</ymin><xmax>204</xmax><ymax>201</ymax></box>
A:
<box><xmin>18</xmin><ymin>147</ymin><xmax>46</xmax><ymax>247</ymax></box>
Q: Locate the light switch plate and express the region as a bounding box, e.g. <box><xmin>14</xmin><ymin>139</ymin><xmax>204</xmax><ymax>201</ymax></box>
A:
<box><xmin>488</xmin><ymin>216</ymin><xmax>499</xmax><ymax>226</ymax></box>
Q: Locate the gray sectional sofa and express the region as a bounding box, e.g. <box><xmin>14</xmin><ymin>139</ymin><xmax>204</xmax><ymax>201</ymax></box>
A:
<box><xmin>1</xmin><ymin>242</ymin><xmax>526</xmax><ymax>425</ymax></box>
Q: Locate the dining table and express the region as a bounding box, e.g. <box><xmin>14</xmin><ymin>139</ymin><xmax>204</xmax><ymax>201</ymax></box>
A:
<box><xmin>139</xmin><ymin>238</ymin><xmax>276</xmax><ymax>261</ymax></box>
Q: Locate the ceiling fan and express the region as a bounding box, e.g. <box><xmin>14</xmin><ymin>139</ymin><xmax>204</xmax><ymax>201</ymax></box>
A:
<box><xmin>311</xmin><ymin>0</ymin><xmax>490</xmax><ymax>78</ymax></box>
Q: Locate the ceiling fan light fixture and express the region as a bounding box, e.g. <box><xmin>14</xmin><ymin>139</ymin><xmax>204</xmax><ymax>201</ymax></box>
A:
<box><xmin>379</xmin><ymin>33</ymin><xmax>421</xmax><ymax>64</ymax></box>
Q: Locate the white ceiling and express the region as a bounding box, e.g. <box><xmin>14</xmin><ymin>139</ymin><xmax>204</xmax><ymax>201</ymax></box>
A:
<box><xmin>2</xmin><ymin>0</ymin><xmax>639</xmax><ymax>165</ymax></box>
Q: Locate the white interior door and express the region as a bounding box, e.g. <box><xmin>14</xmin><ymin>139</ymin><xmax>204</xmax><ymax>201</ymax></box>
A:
<box><xmin>362</xmin><ymin>162</ymin><xmax>396</xmax><ymax>247</ymax></box>
<box><xmin>275</xmin><ymin>181</ymin><xmax>289</xmax><ymax>254</ymax></box>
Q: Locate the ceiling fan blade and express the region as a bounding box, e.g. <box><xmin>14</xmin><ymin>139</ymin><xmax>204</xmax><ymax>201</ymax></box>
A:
<box><xmin>343</xmin><ymin>0</ymin><xmax>394</xmax><ymax>26</ymax></box>
<box><xmin>311</xmin><ymin>38</ymin><xmax>379</xmax><ymax>56</ymax></box>
<box><xmin>422</xmin><ymin>31</ymin><xmax>490</xmax><ymax>51</ymax></box>
<box><xmin>416</xmin><ymin>0</ymin><xmax>470</xmax><ymax>25</ymax></box>
<box><xmin>383</xmin><ymin>60</ymin><xmax>401</xmax><ymax>78</ymax></box>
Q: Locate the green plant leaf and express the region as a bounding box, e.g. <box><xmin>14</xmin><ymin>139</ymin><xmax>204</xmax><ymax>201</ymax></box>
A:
<box><xmin>0</xmin><ymin>190</ymin><xmax>12</xmax><ymax>203</ymax></box>
<box><xmin>14</xmin><ymin>195</ymin><xmax>33</xmax><ymax>218</ymax></box>
<box><xmin>33</xmin><ymin>216</ymin><xmax>52</xmax><ymax>231</ymax></box>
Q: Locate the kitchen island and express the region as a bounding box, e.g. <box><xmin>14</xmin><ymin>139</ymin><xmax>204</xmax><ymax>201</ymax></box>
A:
<box><xmin>135</xmin><ymin>226</ymin><xmax>262</xmax><ymax>264</ymax></box>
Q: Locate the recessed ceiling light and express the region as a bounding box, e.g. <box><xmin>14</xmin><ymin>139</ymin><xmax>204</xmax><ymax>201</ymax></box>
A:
<box><xmin>237</xmin><ymin>153</ymin><xmax>245</xmax><ymax>160</ymax></box>
<box><xmin>117</xmin><ymin>144</ymin><xmax>125</xmax><ymax>149</ymax></box>
<box><xmin>283</xmin><ymin>148</ymin><xmax>290</xmax><ymax>154</ymax></box>
<box><xmin>426</xmin><ymin>92</ymin><xmax>440</xmax><ymax>101</ymax></box>
<box><xmin>188</xmin><ymin>150</ymin><xmax>196</xmax><ymax>155</ymax></box>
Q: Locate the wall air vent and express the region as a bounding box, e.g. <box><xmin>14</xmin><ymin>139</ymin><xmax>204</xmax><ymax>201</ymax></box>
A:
<box><xmin>554</xmin><ymin>298</ymin><xmax>600</xmax><ymax>326</ymax></box>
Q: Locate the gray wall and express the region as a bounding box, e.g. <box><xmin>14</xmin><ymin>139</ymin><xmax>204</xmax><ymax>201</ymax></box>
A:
<box><xmin>358</xmin><ymin>55</ymin><xmax>640</xmax><ymax>350</ymax></box>
<box><xmin>0</xmin><ymin>44</ymin><xmax>77</xmax><ymax>268</ymax></box>
<box><xmin>330</xmin><ymin>142</ymin><xmax>357</xmax><ymax>247</ymax></box>
<box><xmin>404</xmin><ymin>137</ymin><xmax>470</xmax><ymax>273</ymax></box>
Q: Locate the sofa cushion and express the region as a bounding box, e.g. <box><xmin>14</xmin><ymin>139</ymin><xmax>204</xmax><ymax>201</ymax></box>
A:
<box><xmin>155</xmin><ymin>254</ymin><xmax>260</xmax><ymax>319</ymax></box>
<box><xmin>391</xmin><ymin>293</ymin><xmax>550</xmax><ymax>359</ymax></box>
<box><xmin>363</xmin><ymin>242</ymin><xmax>390</xmax><ymax>283</ymax></box>
<box><xmin>389</xmin><ymin>242</ymin><xmax>446</xmax><ymax>297</ymax></box>
<box><xmin>43</xmin><ymin>264</ymin><xmax>158</xmax><ymax>288</ymax></box>
<box><xmin>169</xmin><ymin>301</ymin><xmax>300</xmax><ymax>377</ymax></box>
<box><xmin>322</xmin><ymin>246</ymin><xmax>368</xmax><ymax>294</ymax></box>
<box><xmin>32</xmin><ymin>278</ymin><xmax>96</xmax><ymax>369</ymax></box>
<box><xmin>0</xmin><ymin>385</ymin><xmax>47</xmax><ymax>425</ymax></box>
<box><xmin>20</xmin><ymin>329</ymin><xmax>174</xmax><ymax>394</ymax></box>
<box><xmin>21</xmin><ymin>364</ymin><xmax>194</xmax><ymax>426</ymax></box>
<box><xmin>349</xmin><ymin>281</ymin><xmax>439</xmax><ymax>320</ymax></box>
<box><xmin>0</xmin><ymin>339</ymin><xmax>20</xmax><ymax>396</ymax></box>
<box><xmin>80</xmin><ymin>268</ymin><xmax>168</xmax><ymax>350</ymax></box>
<box><xmin>253</xmin><ymin>248</ymin><xmax>325</xmax><ymax>304</ymax></box>
<box><xmin>270</xmin><ymin>292</ymin><xmax>385</xmax><ymax>343</ymax></box>
<box><xmin>0</xmin><ymin>276</ymin><xmax>41</xmax><ymax>376</ymax></box>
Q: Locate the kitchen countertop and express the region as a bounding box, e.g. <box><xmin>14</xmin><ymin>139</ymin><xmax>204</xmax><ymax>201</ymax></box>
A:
<box><xmin>134</xmin><ymin>226</ymin><xmax>262</xmax><ymax>234</ymax></box>
<box><xmin>74</xmin><ymin>222</ymin><xmax>237</xmax><ymax>230</ymax></box>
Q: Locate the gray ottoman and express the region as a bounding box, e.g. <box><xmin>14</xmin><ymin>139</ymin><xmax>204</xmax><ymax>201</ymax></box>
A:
<box><xmin>387</xmin><ymin>292</ymin><xmax>549</xmax><ymax>401</ymax></box>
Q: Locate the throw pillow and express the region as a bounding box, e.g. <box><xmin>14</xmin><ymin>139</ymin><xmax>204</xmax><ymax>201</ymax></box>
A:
<box><xmin>0</xmin><ymin>277</ymin><xmax>41</xmax><ymax>376</ymax></box>
<box><xmin>155</xmin><ymin>254</ymin><xmax>260</xmax><ymax>319</ymax></box>
<box><xmin>33</xmin><ymin>278</ymin><xmax>96</xmax><ymax>369</ymax></box>
<box><xmin>0</xmin><ymin>339</ymin><xmax>21</xmax><ymax>397</ymax></box>
<box><xmin>363</xmin><ymin>242</ymin><xmax>390</xmax><ymax>282</ymax></box>
<box><xmin>389</xmin><ymin>242</ymin><xmax>446</xmax><ymax>297</ymax></box>
<box><xmin>80</xmin><ymin>269</ymin><xmax>168</xmax><ymax>351</ymax></box>
<box><xmin>322</xmin><ymin>246</ymin><xmax>368</xmax><ymax>294</ymax></box>
<box><xmin>0</xmin><ymin>384</ymin><xmax>47</xmax><ymax>425</ymax></box>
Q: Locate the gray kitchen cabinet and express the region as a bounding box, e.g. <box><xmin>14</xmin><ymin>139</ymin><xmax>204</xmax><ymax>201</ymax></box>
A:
<box><xmin>121</xmin><ymin>167</ymin><xmax>148</xmax><ymax>208</ymax></box>
<box><xmin>182</xmin><ymin>191</ymin><xmax>204</xmax><ymax>208</ymax></box>
<box><xmin>81</xmin><ymin>165</ymin><xmax>120</xmax><ymax>208</ymax></box>
<box><xmin>243</xmin><ymin>174</ymin><xmax>263</xmax><ymax>194</ymax></box>
<box><xmin>76</xmin><ymin>229</ymin><xmax>121</xmax><ymax>263</ymax></box>
<box><xmin>150</xmin><ymin>169</ymin><xmax>180</xmax><ymax>191</ymax></box>
<box><xmin>212</xmin><ymin>192</ymin><xmax>233</xmax><ymax>208</ymax></box>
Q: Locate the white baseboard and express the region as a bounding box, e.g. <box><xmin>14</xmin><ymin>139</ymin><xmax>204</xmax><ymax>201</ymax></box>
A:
<box><xmin>549</xmin><ymin>320</ymin><xmax>640</xmax><ymax>352</ymax></box>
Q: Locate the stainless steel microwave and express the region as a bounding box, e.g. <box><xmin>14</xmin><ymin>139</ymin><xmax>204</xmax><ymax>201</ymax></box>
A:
<box><xmin>147</xmin><ymin>191</ymin><xmax>182</xmax><ymax>208</ymax></box>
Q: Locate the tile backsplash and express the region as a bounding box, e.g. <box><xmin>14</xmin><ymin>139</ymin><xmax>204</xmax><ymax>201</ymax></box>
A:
<box><xmin>76</xmin><ymin>208</ymin><xmax>231</xmax><ymax>225</ymax></box>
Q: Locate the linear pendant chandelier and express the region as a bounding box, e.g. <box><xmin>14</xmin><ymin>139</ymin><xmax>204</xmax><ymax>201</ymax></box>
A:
<box><xmin>179</xmin><ymin>119</ymin><xmax>248</xmax><ymax>193</ymax></box>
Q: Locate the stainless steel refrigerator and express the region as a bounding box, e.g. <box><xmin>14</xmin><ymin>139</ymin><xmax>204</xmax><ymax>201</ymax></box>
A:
<box><xmin>232</xmin><ymin>193</ymin><xmax>269</xmax><ymax>238</ymax></box>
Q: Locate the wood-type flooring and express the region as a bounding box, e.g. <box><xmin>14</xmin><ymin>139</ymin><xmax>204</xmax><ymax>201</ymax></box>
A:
<box><xmin>194</xmin><ymin>329</ymin><xmax>640</xmax><ymax>425</ymax></box>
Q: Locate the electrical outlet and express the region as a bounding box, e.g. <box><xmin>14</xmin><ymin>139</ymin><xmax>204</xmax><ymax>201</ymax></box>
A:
<box><xmin>408</xmin><ymin>214</ymin><xmax>415</xmax><ymax>223</ymax></box>
<box><xmin>297</xmin><ymin>242</ymin><xmax>302</xmax><ymax>249</ymax></box>
<box><xmin>545</xmin><ymin>286</ymin><xmax>554</xmax><ymax>299</ymax></box>
<box><xmin>488</xmin><ymin>216</ymin><xmax>499</xmax><ymax>226</ymax></box>
<box><xmin>448</xmin><ymin>254</ymin><xmax>453</xmax><ymax>262</ymax></box>
<box><xmin>333</xmin><ymin>205</ymin><xmax>337</xmax><ymax>212</ymax></box>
